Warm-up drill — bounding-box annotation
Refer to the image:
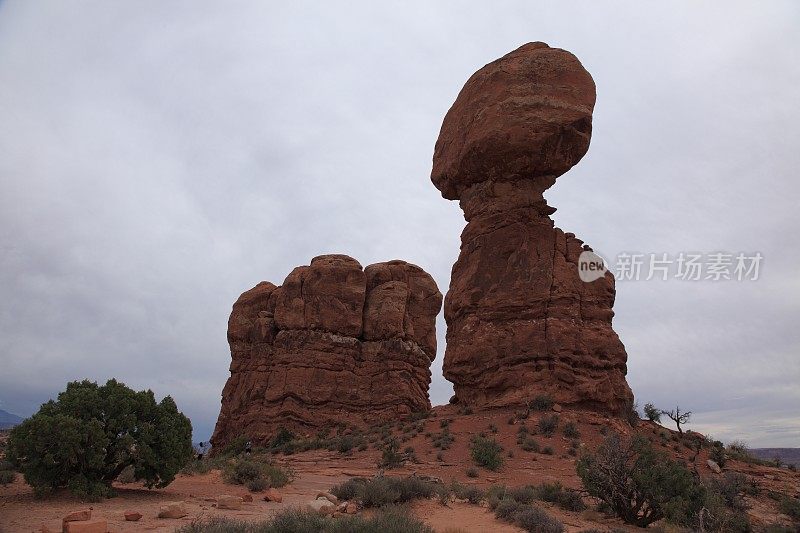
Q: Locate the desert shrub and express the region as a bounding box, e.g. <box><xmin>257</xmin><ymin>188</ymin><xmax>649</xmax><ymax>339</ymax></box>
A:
<box><xmin>462</xmin><ymin>486</ymin><xmax>484</xmax><ymax>504</ymax></box>
<box><xmin>710</xmin><ymin>442</ymin><xmax>727</xmax><ymax>467</ymax></box>
<box><xmin>357</xmin><ymin>477</ymin><xmax>404</xmax><ymax>508</ymax></box>
<box><xmin>466</xmin><ymin>467</ymin><xmax>478</xmax><ymax>478</ymax></box>
<box><xmin>780</xmin><ymin>496</ymin><xmax>800</xmax><ymax>520</ymax></box>
<box><xmin>410</xmin><ymin>410</ymin><xmax>430</xmax><ymax>422</ymax></box>
<box><xmin>66</xmin><ymin>475</ymin><xmax>113</xmax><ymax>501</ymax></box>
<box><xmin>537</xmin><ymin>415</ymin><xmax>559</xmax><ymax>437</ymax></box>
<box><xmin>247</xmin><ymin>477</ymin><xmax>268</xmax><ymax>492</ymax></box>
<box><xmin>485</xmin><ymin>484</ymin><xmax>508</xmax><ymax>507</ymax></box>
<box><xmin>494</xmin><ymin>497</ymin><xmax>524</xmax><ymax>521</ymax></box>
<box><xmin>725</xmin><ymin>440</ymin><xmax>769</xmax><ymax>466</ymax></box>
<box><xmin>261</xmin><ymin>509</ymin><xmax>330</xmax><ymax>532</ymax></box>
<box><xmin>562</xmin><ymin>421</ymin><xmax>580</xmax><ymax>438</ymax></box>
<box><xmin>529</xmin><ymin>394</ymin><xmax>554</xmax><ymax>411</ymax></box>
<box><xmin>710</xmin><ymin>472</ymin><xmax>749</xmax><ymax>510</ymax></box>
<box><xmin>513</xmin><ymin>505</ymin><xmax>564</xmax><ymax>533</ymax></box>
<box><xmin>6</xmin><ymin>379</ymin><xmax>192</xmax><ymax>499</ymax></box>
<box><xmin>534</xmin><ymin>482</ymin><xmax>586</xmax><ymax>511</ymax></box>
<box><xmin>696</xmin><ymin>489</ymin><xmax>751</xmax><ymax>533</ymax></box>
<box><xmin>337</xmin><ymin>435</ymin><xmax>359</xmax><ymax>454</ymax></box>
<box><xmin>223</xmin><ymin>458</ymin><xmax>290</xmax><ymax>489</ymax></box>
<box><xmin>181</xmin><ymin>457</ymin><xmax>214</xmax><ymax>475</ymax></box>
<box><xmin>494</xmin><ymin>497</ymin><xmax>563</xmax><ymax>533</ymax></box>
<box><xmin>542</xmin><ymin>445</ymin><xmax>554</xmax><ymax>455</ymax></box>
<box><xmin>0</xmin><ymin>459</ymin><xmax>15</xmax><ymax>471</ymax></box>
<box><xmin>330</xmin><ymin>477</ymin><xmax>368</xmax><ymax>500</ymax></box>
<box><xmin>224</xmin><ymin>459</ymin><xmax>262</xmax><ymax>485</ymax></box>
<box><xmin>470</xmin><ymin>436</ymin><xmax>503</xmax><ymax>471</ymax></box>
<box><xmin>432</xmin><ymin>431</ymin><xmax>455</xmax><ymax>450</ymax></box>
<box><xmin>509</xmin><ymin>485</ymin><xmax>536</xmax><ymax>504</ymax></box>
<box><xmin>521</xmin><ymin>438</ymin><xmax>540</xmax><ymax>453</ymax></box>
<box><xmin>355</xmin><ymin>505</ymin><xmax>434</xmax><ymax>533</ymax></box>
<box><xmin>269</xmin><ymin>427</ymin><xmax>294</xmax><ymax>450</ymax></box>
<box><xmin>261</xmin><ymin>464</ymin><xmax>290</xmax><ymax>487</ymax></box>
<box><xmin>177</xmin><ymin>506</ymin><xmax>433</xmax><ymax>533</ymax></box>
<box><xmin>434</xmin><ymin>483</ymin><xmax>451</xmax><ymax>505</ymax></box>
<box><xmin>393</xmin><ymin>476</ymin><xmax>436</xmax><ymax>502</ymax></box>
<box><xmin>362</xmin><ymin>476</ymin><xmax>434</xmax><ymax>507</ymax></box>
<box><xmin>626</xmin><ymin>402</ymin><xmax>640</xmax><ymax>427</ymax></box>
<box><xmin>379</xmin><ymin>438</ymin><xmax>403</xmax><ymax>469</ymax></box>
<box><xmin>0</xmin><ymin>469</ymin><xmax>16</xmax><ymax>485</ymax></box>
<box><xmin>218</xmin><ymin>435</ymin><xmax>250</xmax><ymax>457</ymax></box>
<box><xmin>576</xmin><ymin>434</ymin><xmax>703</xmax><ymax>527</ymax></box>
<box><xmin>644</xmin><ymin>402</ymin><xmax>661</xmax><ymax>422</ymax></box>
<box><xmin>532</xmin><ymin>482</ymin><xmax>562</xmax><ymax>505</ymax></box>
<box><xmin>332</xmin><ymin>476</ymin><xmax>436</xmax><ymax>508</ymax></box>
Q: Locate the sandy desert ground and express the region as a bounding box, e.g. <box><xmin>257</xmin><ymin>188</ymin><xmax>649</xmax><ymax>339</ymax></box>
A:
<box><xmin>2</xmin><ymin>406</ymin><xmax>798</xmax><ymax>532</ymax></box>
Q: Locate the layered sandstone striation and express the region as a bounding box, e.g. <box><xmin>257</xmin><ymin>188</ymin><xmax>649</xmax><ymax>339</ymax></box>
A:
<box><xmin>211</xmin><ymin>255</ymin><xmax>442</xmax><ymax>448</ymax></box>
<box><xmin>433</xmin><ymin>42</ymin><xmax>634</xmax><ymax>414</ymax></box>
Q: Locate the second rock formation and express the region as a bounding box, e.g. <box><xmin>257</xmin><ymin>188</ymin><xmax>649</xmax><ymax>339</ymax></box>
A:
<box><xmin>432</xmin><ymin>42</ymin><xmax>634</xmax><ymax>414</ymax></box>
<box><xmin>211</xmin><ymin>255</ymin><xmax>442</xmax><ymax>448</ymax></box>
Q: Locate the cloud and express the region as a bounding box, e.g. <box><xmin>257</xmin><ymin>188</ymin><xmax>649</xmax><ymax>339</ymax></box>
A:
<box><xmin>0</xmin><ymin>1</ymin><xmax>797</xmax><ymax>445</ymax></box>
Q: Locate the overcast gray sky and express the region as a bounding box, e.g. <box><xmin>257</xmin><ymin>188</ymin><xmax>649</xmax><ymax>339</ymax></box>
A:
<box><xmin>1</xmin><ymin>1</ymin><xmax>798</xmax><ymax>447</ymax></box>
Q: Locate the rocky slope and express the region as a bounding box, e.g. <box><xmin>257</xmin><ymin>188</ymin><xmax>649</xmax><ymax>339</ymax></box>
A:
<box><xmin>211</xmin><ymin>255</ymin><xmax>442</xmax><ymax>448</ymax></box>
<box><xmin>0</xmin><ymin>409</ymin><xmax>23</xmax><ymax>429</ymax></box>
<box><xmin>433</xmin><ymin>42</ymin><xmax>634</xmax><ymax>414</ymax></box>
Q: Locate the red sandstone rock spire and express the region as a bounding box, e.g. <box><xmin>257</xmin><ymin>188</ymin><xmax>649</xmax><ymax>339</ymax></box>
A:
<box><xmin>210</xmin><ymin>255</ymin><xmax>442</xmax><ymax>448</ymax></box>
<box><xmin>432</xmin><ymin>42</ymin><xmax>634</xmax><ymax>414</ymax></box>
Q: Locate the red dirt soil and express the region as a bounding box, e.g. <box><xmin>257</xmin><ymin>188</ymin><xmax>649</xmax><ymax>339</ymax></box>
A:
<box><xmin>2</xmin><ymin>406</ymin><xmax>798</xmax><ymax>532</ymax></box>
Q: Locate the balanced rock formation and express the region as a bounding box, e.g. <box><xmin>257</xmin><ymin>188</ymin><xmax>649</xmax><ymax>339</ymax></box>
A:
<box><xmin>211</xmin><ymin>255</ymin><xmax>442</xmax><ymax>448</ymax></box>
<box><xmin>433</xmin><ymin>42</ymin><xmax>634</xmax><ymax>414</ymax></box>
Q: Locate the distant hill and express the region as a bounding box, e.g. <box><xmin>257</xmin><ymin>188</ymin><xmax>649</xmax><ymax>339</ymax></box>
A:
<box><xmin>751</xmin><ymin>448</ymin><xmax>800</xmax><ymax>467</ymax></box>
<box><xmin>0</xmin><ymin>409</ymin><xmax>24</xmax><ymax>429</ymax></box>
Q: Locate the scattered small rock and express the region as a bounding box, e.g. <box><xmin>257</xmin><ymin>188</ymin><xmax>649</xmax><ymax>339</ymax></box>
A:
<box><xmin>345</xmin><ymin>502</ymin><xmax>357</xmax><ymax>514</ymax></box>
<box><xmin>217</xmin><ymin>495</ymin><xmax>243</xmax><ymax>510</ymax></box>
<box><xmin>123</xmin><ymin>511</ymin><xmax>142</xmax><ymax>522</ymax></box>
<box><xmin>707</xmin><ymin>459</ymin><xmax>722</xmax><ymax>474</ymax></box>
<box><xmin>307</xmin><ymin>499</ymin><xmax>335</xmax><ymax>515</ymax></box>
<box><xmin>242</xmin><ymin>493</ymin><xmax>253</xmax><ymax>502</ymax></box>
<box><xmin>63</xmin><ymin>509</ymin><xmax>92</xmax><ymax>523</ymax></box>
<box><xmin>316</xmin><ymin>492</ymin><xmax>338</xmax><ymax>505</ymax></box>
<box><xmin>158</xmin><ymin>501</ymin><xmax>188</xmax><ymax>519</ymax></box>
<box><xmin>552</xmin><ymin>404</ymin><xmax>563</xmax><ymax>413</ymax></box>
